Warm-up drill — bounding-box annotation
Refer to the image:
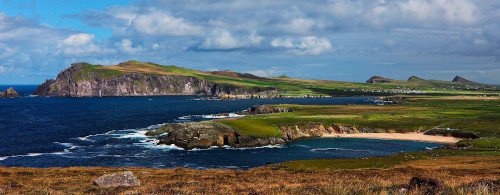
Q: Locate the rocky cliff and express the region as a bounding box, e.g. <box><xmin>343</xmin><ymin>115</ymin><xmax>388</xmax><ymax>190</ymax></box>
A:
<box><xmin>35</xmin><ymin>62</ymin><xmax>275</xmax><ymax>97</ymax></box>
<box><xmin>0</xmin><ymin>87</ymin><xmax>20</xmax><ymax>98</ymax></box>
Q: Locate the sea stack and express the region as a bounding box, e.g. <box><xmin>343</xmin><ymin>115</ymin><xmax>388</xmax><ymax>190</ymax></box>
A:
<box><xmin>366</xmin><ymin>76</ymin><xmax>392</xmax><ymax>83</ymax></box>
<box><xmin>0</xmin><ymin>87</ymin><xmax>20</xmax><ymax>98</ymax></box>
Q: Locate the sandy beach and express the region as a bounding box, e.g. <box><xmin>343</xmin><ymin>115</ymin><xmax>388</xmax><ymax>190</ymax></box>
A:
<box><xmin>322</xmin><ymin>132</ymin><xmax>460</xmax><ymax>144</ymax></box>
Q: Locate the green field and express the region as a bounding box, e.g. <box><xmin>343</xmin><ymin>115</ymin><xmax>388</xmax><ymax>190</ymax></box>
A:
<box><xmin>218</xmin><ymin>96</ymin><xmax>500</xmax><ymax>139</ymax></box>
<box><xmin>70</xmin><ymin>60</ymin><xmax>499</xmax><ymax>96</ymax></box>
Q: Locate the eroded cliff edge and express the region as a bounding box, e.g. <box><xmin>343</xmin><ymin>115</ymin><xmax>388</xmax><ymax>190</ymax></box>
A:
<box><xmin>35</xmin><ymin>61</ymin><xmax>276</xmax><ymax>97</ymax></box>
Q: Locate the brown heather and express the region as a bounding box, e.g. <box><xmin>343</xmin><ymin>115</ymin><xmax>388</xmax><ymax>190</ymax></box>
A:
<box><xmin>0</xmin><ymin>156</ymin><xmax>498</xmax><ymax>194</ymax></box>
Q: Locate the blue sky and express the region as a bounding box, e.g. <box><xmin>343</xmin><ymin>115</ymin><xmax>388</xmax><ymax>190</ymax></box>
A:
<box><xmin>0</xmin><ymin>0</ymin><xmax>499</xmax><ymax>84</ymax></box>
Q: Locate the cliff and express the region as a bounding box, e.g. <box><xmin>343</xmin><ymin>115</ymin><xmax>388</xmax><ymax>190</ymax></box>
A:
<box><xmin>35</xmin><ymin>61</ymin><xmax>276</xmax><ymax>97</ymax></box>
<box><xmin>0</xmin><ymin>87</ymin><xmax>20</xmax><ymax>98</ymax></box>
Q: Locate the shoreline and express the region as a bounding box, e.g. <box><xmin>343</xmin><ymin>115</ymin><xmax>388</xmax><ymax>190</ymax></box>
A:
<box><xmin>322</xmin><ymin>132</ymin><xmax>460</xmax><ymax>144</ymax></box>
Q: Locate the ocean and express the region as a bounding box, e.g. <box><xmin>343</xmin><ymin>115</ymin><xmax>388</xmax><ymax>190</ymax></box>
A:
<box><xmin>0</xmin><ymin>85</ymin><xmax>439</xmax><ymax>168</ymax></box>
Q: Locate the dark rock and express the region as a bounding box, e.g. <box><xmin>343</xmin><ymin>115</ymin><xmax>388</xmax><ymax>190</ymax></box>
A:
<box><xmin>241</xmin><ymin>105</ymin><xmax>293</xmax><ymax>115</ymax></box>
<box><xmin>93</xmin><ymin>171</ymin><xmax>140</xmax><ymax>188</ymax></box>
<box><xmin>0</xmin><ymin>87</ymin><xmax>20</xmax><ymax>98</ymax></box>
<box><xmin>452</xmin><ymin>76</ymin><xmax>478</xmax><ymax>84</ymax></box>
<box><xmin>408</xmin><ymin>177</ymin><xmax>443</xmax><ymax>194</ymax></box>
<box><xmin>458</xmin><ymin>179</ymin><xmax>500</xmax><ymax>193</ymax></box>
<box><xmin>366</xmin><ymin>76</ymin><xmax>393</xmax><ymax>83</ymax></box>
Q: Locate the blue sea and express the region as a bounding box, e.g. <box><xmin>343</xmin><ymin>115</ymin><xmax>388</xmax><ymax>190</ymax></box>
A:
<box><xmin>0</xmin><ymin>85</ymin><xmax>439</xmax><ymax>169</ymax></box>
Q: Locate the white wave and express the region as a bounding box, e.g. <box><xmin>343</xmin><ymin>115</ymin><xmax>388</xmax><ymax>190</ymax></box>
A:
<box><xmin>425</xmin><ymin>146</ymin><xmax>438</xmax><ymax>150</ymax></box>
<box><xmin>53</xmin><ymin>142</ymin><xmax>75</xmax><ymax>147</ymax></box>
<box><xmin>0</xmin><ymin>153</ymin><xmax>43</xmax><ymax>161</ymax></box>
<box><xmin>310</xmin><ymin>147</ymin><xmax>372</xmax><ymax>152</ymax></box>
<box><xmin>116</xmin><ymin>130</ymin><xmax>148</xmax><ymax>139</ymax></box>
<box><xmin>188</xmin><ymin>144</ymin><xmax>284</xmax><ymax>151</ymax></box>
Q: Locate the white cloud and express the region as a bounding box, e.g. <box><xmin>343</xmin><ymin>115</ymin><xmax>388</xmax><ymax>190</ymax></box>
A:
<box><xmin>117</xmin><ymin>39</ymin><xmax>143</xmax><ymax>53</ymax></box>
<box><xmin>201</xmin><ymin>29</ymin><xmax>263</xmax><ymax>49</ymax></box>
<box><xmin>399</xmin><ymin>0</ymin><xmax>479</xmax><ymax>25</ymax></box>
<box><xmin>271</xmin><ymin>38</ymin><xmax>294</xmax><ymax>48</ymax></box>
<box><xmin>0</xmin><ymin>65</ymin><xmax>5</xmax><ymax>73</ymax></box>
<box><xmin>59</xmin><ymin>33</ymin><xmax>115</xmax><ymax>56</ymax></box>
<box><xmin>131</xmin><ymin>10</ymin><xmax>202</xmax><ymax>36</ymax></box>
<box><xmin>63</xmin><ymin>33</ymin><xmax>95</xmax><ymax>46</ymax></box>
<box><xmin>280</xmin><ymin>18</ymin><xmax>320</xmax><ymax>34</ymax></box>
<box><xmin>271</xmin><ymin>36</ymin><xmax>332</xmax><ymax>55</ymax></box>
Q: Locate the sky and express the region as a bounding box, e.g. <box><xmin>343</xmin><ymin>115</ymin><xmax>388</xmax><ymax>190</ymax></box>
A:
<box><xmin>0</xmin><ymin>0</ymin><xmax>499</xmax><ymax>85</ymax></box>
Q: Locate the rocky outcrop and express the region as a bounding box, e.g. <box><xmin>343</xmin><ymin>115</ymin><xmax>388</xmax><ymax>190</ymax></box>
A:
<box><xmin>151</xmin><ymin>121</ymin><xmax>386</xmax><ymax>150</ymax></box>
<box><xmin>0</xmin><ymin>87</ymin><xmax>20</xmax><ymax>98</ymax></box>
<box><xmin>366</xmin><ymin>76</ymin><xmax>393</xmax><ymax>83</ymax></box>
<box><xmin>407</xmin><ymin>76</ymin><xmax>424</xmax><ymax>82</ymax></box>
<box><xmin>35</xmin><ymin>62</ymin><xmax>275</xmax><ymax>97</ymax></box>
<box><xmin>149</xmin><ymin>121</ymin><xmax>285</xmax><ymax>149</ymax></box>
<box><xmin>239</xmin><ymin>105</ymin><xmax>293</xmax><ymax>115</ymax></box>
<box><xmin>93</xmin><ymin>171</ymin><xmax>140</xmax><ymax>188</ymax></box>
<box><xmin>452</xmin><ymin>76</ymin><xmax>478</xmax><ymax>85</ymax></box>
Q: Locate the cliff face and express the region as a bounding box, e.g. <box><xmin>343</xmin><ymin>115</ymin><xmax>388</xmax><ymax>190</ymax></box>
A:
<box><xmin>35</xmin><ymin>63</ymin><xmax>273</xmax><ymax>97</ymax></box>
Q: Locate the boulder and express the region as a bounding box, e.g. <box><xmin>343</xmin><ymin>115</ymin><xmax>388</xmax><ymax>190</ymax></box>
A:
<box><xmin>93</xmin><ymin>171</ymin><xmax>140</xmax><ymax>188</ymax></box>
<box><xmin>408</xmin><ymin>177</ymin><xmax>443</xmax><ymax>194</ymax></box>
<box><xmin>0</xmin><ymin>87</ymin><xmax>20</xmax><ymax>98</ymax></box>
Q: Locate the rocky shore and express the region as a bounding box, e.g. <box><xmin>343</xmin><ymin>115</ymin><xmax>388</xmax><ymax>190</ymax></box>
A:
<box><xmin>147</xmin><ymin>105</ymin><xmax>393</xmax><ymax>150</ymax></box>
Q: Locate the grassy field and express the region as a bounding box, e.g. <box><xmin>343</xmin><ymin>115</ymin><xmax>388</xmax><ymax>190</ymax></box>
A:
<box><xmin>1</xmin><ymin>155</ymin><xmax>498</xmax><ymax>194</ymax></box>
<box><xmin>70</xmin><ymin>60</ymin><xmax>499</xmax><ymax>96</ymax></box>
<box><xmin>217</xmin><ymin>96</ymin><xmax>500</xmax><ymax>140</ymax></box>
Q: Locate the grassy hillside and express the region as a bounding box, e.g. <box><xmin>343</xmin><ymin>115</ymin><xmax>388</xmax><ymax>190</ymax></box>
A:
<box><xmin>69</xmin><ymin>60</ymin><xmax>498</xmax><ymax>96</ymax></box>
<box><xmin>218</xmin><ymin>96</ymin><xmax>500</xmax><ymax>138</ymax></box>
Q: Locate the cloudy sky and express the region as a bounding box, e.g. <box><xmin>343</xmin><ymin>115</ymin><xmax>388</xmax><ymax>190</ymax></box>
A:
<box><xmin>0</xmin><ymin>0</ymin><xmax>499</xmax><ymax>84</ymax></box>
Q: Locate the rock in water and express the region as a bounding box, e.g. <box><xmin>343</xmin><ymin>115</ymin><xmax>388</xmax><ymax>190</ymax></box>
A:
<box><xmin>93</xmin><ymin>171</ymin><xmax>140</xmax><ymax>187</ymax></box>
<box><xmin>0</xmin><ymin>87</ymin><xmax>20</xmax><ymax>98</ymax></box>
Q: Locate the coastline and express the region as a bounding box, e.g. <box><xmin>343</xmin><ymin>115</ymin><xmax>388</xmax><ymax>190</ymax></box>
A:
<box><xmin>322</xmin><ymin>132</ymin><xmax>460</xmax><ymax>144</ymax></box>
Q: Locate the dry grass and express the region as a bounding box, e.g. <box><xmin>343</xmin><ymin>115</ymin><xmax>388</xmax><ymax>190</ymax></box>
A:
<box><xmin>0</xmin><ymin>156</ymin><xmax>498</xmax><ymax>194</ymax></box>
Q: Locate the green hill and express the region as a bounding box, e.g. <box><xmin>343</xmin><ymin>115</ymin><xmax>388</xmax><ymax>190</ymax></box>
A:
<box><xmin>40</xmin><ymin>60</ymin><xmax>499</xmax><ymax>97</ymax></box>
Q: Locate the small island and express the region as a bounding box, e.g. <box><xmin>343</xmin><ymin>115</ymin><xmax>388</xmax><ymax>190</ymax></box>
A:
<box><xmin>0</xmin><ymin>87</ymin><xmax>19</xmax><ymax>98</ymax></box>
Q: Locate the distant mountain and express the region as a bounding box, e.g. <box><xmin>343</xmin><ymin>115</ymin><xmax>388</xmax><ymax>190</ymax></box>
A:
<box><xmin>452</xmin><ymin>76</ymin><xmax>478</xmax><ymax>85</ymax></box>
<box><xmin>366</xmin><ymin>76</ymin><xmax>393</xmax><ymax>83</ymax></box>
<box><xmin>407</xmin><ymin>76</ymin><xmax>425</xmax><ymax>82</ymax></box>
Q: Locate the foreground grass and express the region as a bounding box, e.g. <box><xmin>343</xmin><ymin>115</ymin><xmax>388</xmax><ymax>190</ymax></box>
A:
<box><xmin>220</xmin><ymin>96</ymin><xmax>500</xmax><ymax>139</ymax></box>
<box><xmin>1</xmin><ymin>155</ymin><xmax>498</xmax><ymax>194</ymax></box>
